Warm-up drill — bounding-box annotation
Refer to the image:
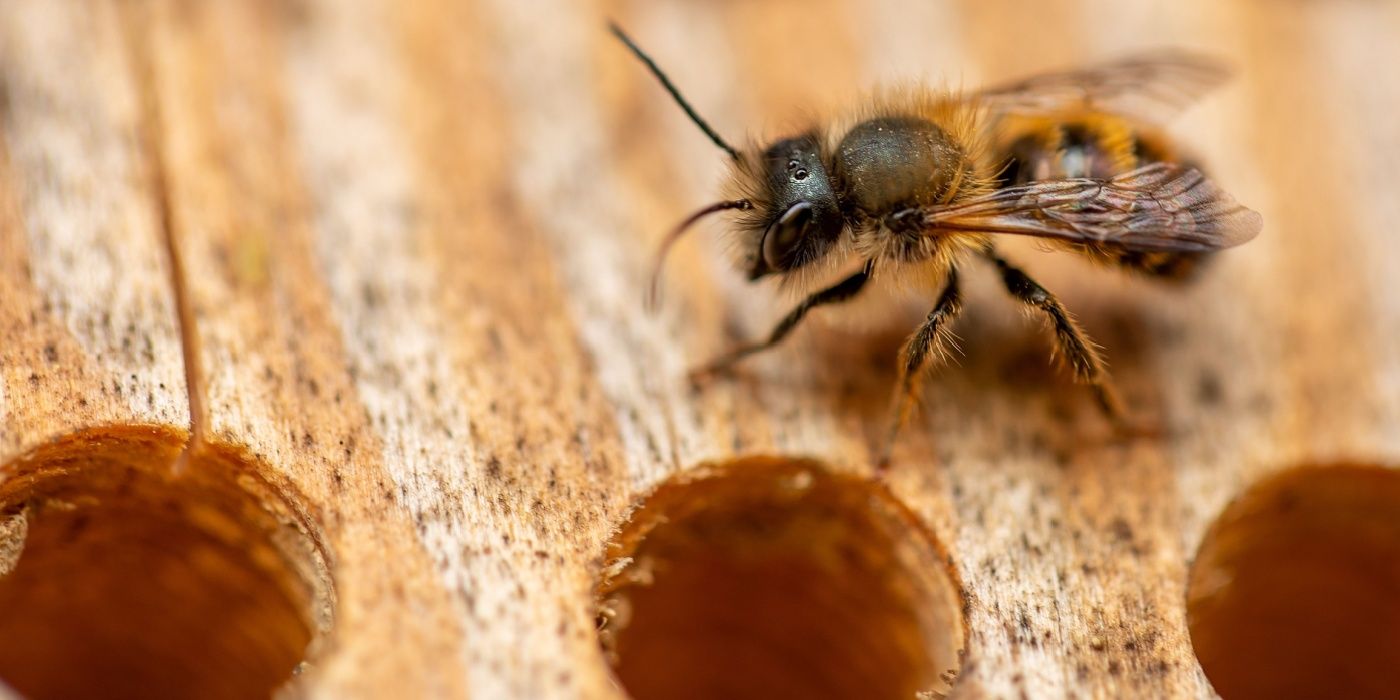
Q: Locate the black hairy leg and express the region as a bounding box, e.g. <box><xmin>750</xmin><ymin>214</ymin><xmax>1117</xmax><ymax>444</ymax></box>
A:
<box><xmin>877</xmin><ymin>269</ymin><xmax>963</xmax><ymax>472</ymax></box>
<box><xmin>690</xmin><ymin>260</ymin><xmax>874</xmax><ymax>382</ymax></box>
<box><xmin>983</xmin><ymin>248</ymin><xmax>1130</xmax><ymax>425</ymax></box>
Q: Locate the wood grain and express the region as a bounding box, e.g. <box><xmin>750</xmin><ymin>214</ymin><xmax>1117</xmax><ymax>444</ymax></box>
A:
<box><xmin>0</xmin><ymin>0</ymin><xmax>187</xmax><ymax>455</ymax></box>
<box><xmin>1</xmin><ymin>0</ymin><xmax>1398</xmax><ymax>698</ymax></box>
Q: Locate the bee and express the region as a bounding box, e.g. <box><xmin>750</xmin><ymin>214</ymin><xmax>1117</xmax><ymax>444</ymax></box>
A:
<box><xmin>611</xmin><ymin>24</ymin><xmax>1262</xmax><ymax>468</ymax></box>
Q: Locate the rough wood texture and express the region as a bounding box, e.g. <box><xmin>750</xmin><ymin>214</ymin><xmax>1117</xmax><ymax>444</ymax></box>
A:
<box><xmin>1</xmin><ymin>0</ymin><xmax>1398</xmax><ymax>698</ymax></box>
<box><xmin>0</xmin><ymin>0</ymin><xmax>188</xmax><ymax>456</ymax></box>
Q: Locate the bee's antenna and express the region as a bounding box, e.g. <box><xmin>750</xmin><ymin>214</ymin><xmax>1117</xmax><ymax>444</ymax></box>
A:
<box><xmin>646</xmin><ymin>199</ymin><xmax>752</xmax><ymax>311</ymax></box>
<box><xmin>609</xmin><ymin>21</ymin><xmax>741</xmax><ymax>161</ymax></box>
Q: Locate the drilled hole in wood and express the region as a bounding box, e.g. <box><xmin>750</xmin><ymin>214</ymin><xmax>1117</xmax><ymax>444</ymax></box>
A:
<box><xmin>597</xmin><ymin>456</ymin><xmax>965</xmax><ymax>700</ymax></box>
<box><xmin>0</xmin><ymin>427</ymin><xmax>332</xmax><ymax>700</ymax></box>
<box><xmin>1187</xmin><ymin>463</ymin><xmax>1400</xmax><ymax>700</ymax></box>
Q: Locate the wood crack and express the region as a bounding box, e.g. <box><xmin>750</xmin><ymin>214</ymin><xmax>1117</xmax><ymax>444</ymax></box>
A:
<box><xmin>115</xmin><ymin>1</ymin><xmax>205</xmax><ymax>471</ymax></box>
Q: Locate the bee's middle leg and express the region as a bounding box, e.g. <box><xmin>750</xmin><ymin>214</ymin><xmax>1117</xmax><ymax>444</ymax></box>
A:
<box><xmin>878</xmin><ymin>269</ymin><xmax>963</xmax><ymax>472</ymax></box>
<box><xmin>690</xmin><ymin>260</ymin><xmax>873</xmax><ymax>381</ymax></box>
<box><xmin>983</xmin><ymin>249</ymin><xmax>1129</xmax><ymax>423</ymax></box>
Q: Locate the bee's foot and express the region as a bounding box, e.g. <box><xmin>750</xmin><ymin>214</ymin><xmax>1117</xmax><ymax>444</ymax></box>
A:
<box><xmin>873</xmin><ymin>425</ymin><xmax>903</xmax><ymax>477</ymax></box>
<box><xmin>873</xmin><ymin>453</ymin><xmax>895</xmax><ymax>477</ymax></box>
<box><xmin>686</xmin><ymin>362</ymin><xmax>731</xmax><ymax>388</ymax></box>
<box><xmin>687</xmin><ymin>345</ymin><xmax>761</xmax><ymax>387</ymax></box>
<box><xmin>1110</xmin><ymin>417</ymin><xmax>1169</xmax><ymax>443</ymax></box>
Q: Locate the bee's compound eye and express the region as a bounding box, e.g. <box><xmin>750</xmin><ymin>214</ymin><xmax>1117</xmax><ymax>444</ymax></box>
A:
<box><xmin>762</xmin><ymin>201</ymin><xmax>814</xmax><ymax>270</ymax></box>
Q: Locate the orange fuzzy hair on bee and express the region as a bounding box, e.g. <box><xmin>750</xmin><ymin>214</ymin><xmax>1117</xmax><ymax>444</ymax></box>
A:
<box><xmin>822</xmin><ymin>84</ymin><xmax>995</xmax><ymax>176</ymax></box>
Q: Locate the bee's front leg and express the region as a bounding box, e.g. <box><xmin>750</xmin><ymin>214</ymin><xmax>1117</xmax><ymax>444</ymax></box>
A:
<box><xmin>688</xmin><ymin>260</ymin><xmax>874</xmax><ymax>384</ymax></box>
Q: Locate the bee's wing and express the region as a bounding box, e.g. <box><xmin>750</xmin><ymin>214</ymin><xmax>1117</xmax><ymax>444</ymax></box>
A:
<box><xmin>976</xmin><ymin>51</ymin><xmax>1229</xmax><ymax>122</ymax></box>
<box><xmin>919</xmin><ymin>163</ymin><xmax>1261</xmax><ymax>253</ymax></box>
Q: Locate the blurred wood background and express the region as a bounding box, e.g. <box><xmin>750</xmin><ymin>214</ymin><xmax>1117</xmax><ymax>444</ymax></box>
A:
<box><xmin>1</xmin><ymin>0</ymin><xmax>1398</xmax><ymax>698</ymax></box>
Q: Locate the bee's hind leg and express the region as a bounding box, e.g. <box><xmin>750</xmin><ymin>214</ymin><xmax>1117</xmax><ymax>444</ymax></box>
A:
<box><xmin>689</xmin><ymin>260</ymin><xmax>873</xmax><ymax>383</ymax></box>
<box><xmin>982</xmin><ymin>248</ymin><xmax>1146</xmax><ymax>434</ymax></box>
<box><xmin>877</xmin><ymin>269</ymin><xmax>964</xmax><ymax>473</ymax></box>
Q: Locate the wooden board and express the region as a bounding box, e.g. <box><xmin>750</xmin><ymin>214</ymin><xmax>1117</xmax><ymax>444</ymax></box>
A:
<box><xmin>1</xmin><ymin>0</ymin><xmax>1398</xmax><ymax>698</ymax></box>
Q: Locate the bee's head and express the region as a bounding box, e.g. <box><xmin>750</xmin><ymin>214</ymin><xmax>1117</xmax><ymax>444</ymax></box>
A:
<box><xmin>733</xmin><ymin>134</ymin><xmax>845</xmax><ymax>280</ymax></box>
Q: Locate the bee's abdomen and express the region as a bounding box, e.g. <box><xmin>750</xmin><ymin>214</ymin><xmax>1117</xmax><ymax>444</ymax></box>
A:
<box><xmin>995</xmin><ymin>115</ymin><xmax>1204</xmax><ymax>280</ymax></box>
<box><xmin>997</xmin><ymin>118</ymin><xmax>1142</xmax><ymax>186</ymax></box>
<box><xmin>1064</xmin><ymin>241</ymin><xmax>1205</xmax><ymax>280</ymax></box>
<box><xmin>834</xmin><ymin>116</ymin><xmax>965</xmax><ymax>218</ymax></box>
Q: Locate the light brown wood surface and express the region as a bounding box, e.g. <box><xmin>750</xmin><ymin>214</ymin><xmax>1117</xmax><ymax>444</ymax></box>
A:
<box><xmin>1</xmin><ymin>1</ymin><xmax>1398</xmax><ymax>698</ymax></box>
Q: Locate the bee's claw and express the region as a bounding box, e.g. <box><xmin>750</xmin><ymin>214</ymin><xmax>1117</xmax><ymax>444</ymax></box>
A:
<box><xmin>873</xmin><ymin>452</ymin><xmax>894</xmax><ymax>477</ymax></box>
<box><xmin>1112</xmin><ymin>418</ymin><xmax>1169</xmax><ymax>442</ymax></box>
<box><xmin>685</xmin><ymin>367</ymin><xmax>714</xmax><ymax>387</ymax></box>
<box><xmin>686</xmin><ymin>361</ymin><xmax>730</xmax><ymax>387</ymax></box>
<box><xmin>687</xmin><ymin>344</ymin><xmax>762</xmax><ymax>387</ymax></box>
<box><xmin>1090</xmin><ymin>384</ymin><xmax>1170</xmax><ymax>442</ymax></box>
<box><xmin>874</xmin><ymin>413</ymin><xmax>908</xmax><ymax>477</ymax></box>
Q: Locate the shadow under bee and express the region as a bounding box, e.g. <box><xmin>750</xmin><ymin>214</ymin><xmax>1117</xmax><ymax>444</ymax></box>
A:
<box><xmin>785</xmin><ymin>263</ymin><xmax>1169</xmax><ymax>459</ymax></box>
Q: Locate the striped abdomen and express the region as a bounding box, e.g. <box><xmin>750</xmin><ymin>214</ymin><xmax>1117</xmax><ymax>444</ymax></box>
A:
<box><xmin>992</xmin><ymin>112</ymin><xmax>1206</xmax><ymax>279</ymax></box>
